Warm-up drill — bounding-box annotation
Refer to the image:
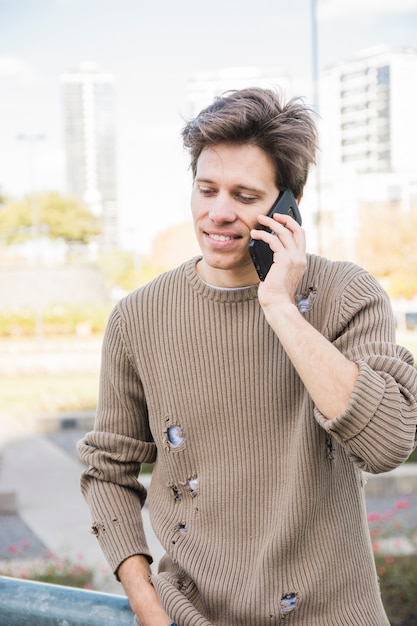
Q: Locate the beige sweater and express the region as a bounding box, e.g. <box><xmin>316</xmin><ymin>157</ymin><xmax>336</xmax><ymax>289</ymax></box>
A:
<box><xmin>78</xmin><ymin>255</ymin><xmax>417</xmax><ymax>626</ymax></box>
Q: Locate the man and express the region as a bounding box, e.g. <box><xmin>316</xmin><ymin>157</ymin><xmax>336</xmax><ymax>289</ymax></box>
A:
<box><xmin>78</xmin><ymin>88</ymin><xmax>417</xmax><ymax>626</ymax></box>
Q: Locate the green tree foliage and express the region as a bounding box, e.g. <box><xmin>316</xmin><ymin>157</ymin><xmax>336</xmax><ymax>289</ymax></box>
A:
<box><xmin>98</xmin><ymin>249</ymin><xmax>140</xmax><ymax>291</ymax></box>
<box><xmin>98</xmin><ymin>250</ymin><xmax>167</xmax><ymax>292</ymax></box>
<box><xmin>0</xmin><ymin>191</ymin><xmax>101</xmax><ymax>244</ymax></box>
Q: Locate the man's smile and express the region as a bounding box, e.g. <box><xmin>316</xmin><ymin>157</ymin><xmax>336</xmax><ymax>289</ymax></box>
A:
<box><xmin>206</xmin><ymin>232</ymin><xmax>241</xmax><ymax>242</ymax></box>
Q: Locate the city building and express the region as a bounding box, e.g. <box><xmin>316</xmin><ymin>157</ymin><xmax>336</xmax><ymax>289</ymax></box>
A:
<box><xmin>61</xmin><ymin>62</ymin><xmax>118</xmax><ymax>249</ymax></box>
<box><xmin>317</xmin><ymin>46</ymin><xmax>417</xmax><ymax>260</ymax></box>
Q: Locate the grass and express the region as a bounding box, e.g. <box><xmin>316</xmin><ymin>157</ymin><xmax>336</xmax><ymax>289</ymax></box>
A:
<box><xmin>0</xmin><ymin>373</ymin><xmax>99</xmax><ymax>415</ymax></box>
<box><xmin>396</xmin><ymin>332</ymin><xmax>417</xmax><ymax>363</ymax></box>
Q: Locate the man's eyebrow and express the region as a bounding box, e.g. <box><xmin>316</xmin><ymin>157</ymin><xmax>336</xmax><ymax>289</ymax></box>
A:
<box><xmin>234</xmin><ymin>184</ymin><xmax>266</xmax><ymax>195</ymax></box>
<box><xmin>195</xmin><ymin>177</ymin><xmax>215</xmax><ymax>185</ymax></box>
<box><xmin>195</xmin><ymin>178</ymin><xmax>266</xmax><ymax>195</ymax></box>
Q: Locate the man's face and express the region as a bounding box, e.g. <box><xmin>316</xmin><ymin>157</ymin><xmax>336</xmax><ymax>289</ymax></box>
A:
<box><xmin>191</xmin><ymin>143</ymin><xmax>279</xmax><ymax>288</ymax></box>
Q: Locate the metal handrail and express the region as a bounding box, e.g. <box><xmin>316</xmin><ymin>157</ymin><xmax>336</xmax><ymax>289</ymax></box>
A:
<box><xmin>0</xmin><ymin>575</ymin><xmax>135</xmax><ymax>625</ymax></box>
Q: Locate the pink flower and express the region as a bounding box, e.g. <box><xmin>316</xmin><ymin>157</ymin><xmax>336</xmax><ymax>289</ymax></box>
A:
<box><xmin>395</xmin><ymin>499</ymin><xmax>411</xmax><ymax>510</ymax></box>
<box><xmin>43</xmin><ymin>551</ymin><xmax>55</xmax><ymax>560</ymax></box>
<box><xmin>372</xmin><ymin>541</ymin><xmax>380</xmax><ymax>553</ymax></box>
<box><xmin>21</xmin><ymin>540</ymin><xmax>30</xmax><ymax>549</ymax></box>
<box><xmin>8</xmin><ymin>544</ymin><xmax>20</xmax><ymax>554</ymax></box>
<box><xmin>368</xmin><ymin>513</ymin><xmax>382</xmax><ymax>522</ymax></box>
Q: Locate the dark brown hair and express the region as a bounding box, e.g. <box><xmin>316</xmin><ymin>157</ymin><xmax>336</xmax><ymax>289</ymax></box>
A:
<box><xmin>181</xmin><ymin>87</ymin><xmax>318</xmax><ymax>198</ymax></box>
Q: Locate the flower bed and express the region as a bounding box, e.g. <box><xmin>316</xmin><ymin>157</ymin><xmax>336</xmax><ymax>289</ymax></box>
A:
<box><xmin>369</xmin><ymin>499</ymin><xmax>417</xmax><ymax>626</ymax></box>
<box><xmin>0</xmin><ymin>542</ymin><xmax>109</xmax><ymax>590</ymax></box>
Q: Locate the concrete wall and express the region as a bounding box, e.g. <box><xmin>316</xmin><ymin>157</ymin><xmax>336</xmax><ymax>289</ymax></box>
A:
<box><xmin>0</xmin><ymin>265</ymin><xmax>111</xmax><ymax>309</ymax></box>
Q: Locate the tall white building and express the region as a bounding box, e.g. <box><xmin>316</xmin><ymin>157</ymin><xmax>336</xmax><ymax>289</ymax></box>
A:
<box><xmin>318</xmin><ymin>46</ymin><xmax>417</xmax><ymax>259</ymax></box>
<box><xmin>61</xmin><ymin>63</ymin><xmax>118</xmax><ymax>249</ymax></box>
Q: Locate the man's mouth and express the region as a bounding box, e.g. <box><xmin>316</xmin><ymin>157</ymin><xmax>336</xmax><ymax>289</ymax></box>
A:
<box><xmin>207</xmin><ymin>233</ymin><xmax>240</xmax><ymax>242</ymax></box>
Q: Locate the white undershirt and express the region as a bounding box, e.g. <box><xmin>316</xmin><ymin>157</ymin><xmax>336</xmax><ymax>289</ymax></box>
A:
<box><xmin>200</xmin><ymin>279</ymin><xmax>255</xmax><ymax>291</ymax></box>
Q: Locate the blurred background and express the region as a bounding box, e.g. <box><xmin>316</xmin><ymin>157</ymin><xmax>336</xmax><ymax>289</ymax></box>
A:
<box><xmin>1</xmin><ymin>0</ymin><xmax>416</xmax><ymax>412</ymax></box>
<box><xmin>0</xmin><ymin>0</ymin><xmax>416</xmax><ymax>619</ymax></box>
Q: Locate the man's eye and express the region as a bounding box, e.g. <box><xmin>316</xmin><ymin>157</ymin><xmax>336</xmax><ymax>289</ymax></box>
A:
<box><xmin>236</xmin><ymin>193</ymin><xmax>257</xmax><ymax>204</ymax></box>
<box><xmin>199</xmin><ymin>186</ymin><xmax>215</xmax><ymax>195</ymax></box>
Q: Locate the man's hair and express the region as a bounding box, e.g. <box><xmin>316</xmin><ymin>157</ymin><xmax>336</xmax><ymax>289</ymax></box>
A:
<box><xmin>181</xmin><ymin>87</ymin><xmax>318</xmax><ymax>198</ymax></box>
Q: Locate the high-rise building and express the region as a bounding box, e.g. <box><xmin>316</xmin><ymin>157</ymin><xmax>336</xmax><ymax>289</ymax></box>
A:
<box><xmin>320</xmin><ymin>45</ymin><xmax>417</xmax><ymax>176</ymax></box>
<box><xmin>61</xmin><ymin>62</ymin><xmax>118</xmax><ymax>249</ymax></box>
<box><xmin>317</xmin><ymin>46</ymin><xmax>417</xmax><ymax>260</ymax></box>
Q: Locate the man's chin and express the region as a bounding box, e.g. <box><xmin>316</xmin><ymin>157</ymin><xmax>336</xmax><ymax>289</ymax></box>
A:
<box><xmin>200</xmin><ymin>253</ymin><xmax>257</xmax><ymax>278</ymax></box>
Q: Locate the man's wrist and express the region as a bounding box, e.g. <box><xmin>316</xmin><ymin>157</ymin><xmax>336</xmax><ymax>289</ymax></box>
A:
<box><xmin>262</xmin><ymin>299</ymin><xmax>300</xmax><ymax>326</ymax></box>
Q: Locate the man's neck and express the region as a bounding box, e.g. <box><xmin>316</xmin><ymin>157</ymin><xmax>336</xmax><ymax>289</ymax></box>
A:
<box><xmin>196</xmin><ymin>258</ymin><xmax>259</xmax><ymax>289</ymax></box>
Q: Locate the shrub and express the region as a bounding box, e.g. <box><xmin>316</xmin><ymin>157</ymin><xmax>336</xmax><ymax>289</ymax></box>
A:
<box><xmin>368</xmin><ymin>499</ymin><xmax>417</xmax><ymax>625</ymax></box>
<box><xmin>0</xmin><ymin>303</ymin><xmax>112</xmax><ymax>337</ymax></box>
<box><xmin>0</xmin><ymin>544</ymin><xmax>109</xmax><ymax>590</ymax></box>
<box><xmin>405</xmin><ymin>446</ymin><xmax>417</xmax><ymax>463</ymax></box>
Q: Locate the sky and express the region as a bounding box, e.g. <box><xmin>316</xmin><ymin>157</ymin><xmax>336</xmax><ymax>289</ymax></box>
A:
<box><xmin>1</xmin><ymin>0</ymin><xmax>417</xmax><ymax>253</ymax></box>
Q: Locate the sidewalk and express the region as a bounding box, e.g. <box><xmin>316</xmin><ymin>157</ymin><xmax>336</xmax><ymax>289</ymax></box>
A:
<box><xmin>0</xmin><ymin>425</ymin><xmax>164</xmax><ymax>595</ymax></box>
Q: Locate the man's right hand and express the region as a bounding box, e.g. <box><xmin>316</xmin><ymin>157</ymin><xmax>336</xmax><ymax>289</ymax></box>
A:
<box><xmin>118</xmin><ymin>554</ymin><xmax>173</xmax><ymax>626</ymax></box>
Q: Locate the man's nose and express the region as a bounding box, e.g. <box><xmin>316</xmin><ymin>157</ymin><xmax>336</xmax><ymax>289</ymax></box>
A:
<box><xmin>208</xmin><ymin>195</ymin><xmax>237</xmax><ymax>223</ymax></box>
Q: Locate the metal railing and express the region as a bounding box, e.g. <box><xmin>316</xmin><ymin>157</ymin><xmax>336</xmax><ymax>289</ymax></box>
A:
<box><xmin>0</xmin><ymin>575</ymin><xmax>135</xmax><ymax>625</ymax></box>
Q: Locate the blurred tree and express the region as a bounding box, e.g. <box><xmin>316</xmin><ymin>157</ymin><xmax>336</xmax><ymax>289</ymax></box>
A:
<box><xmin>150</xmin><ymin>221</ymin><xmax>200</xmax><ymax>268</ymax></box>
<box><xmin>137</xmin><ymin>257</ymin><xmax>168</xmax><ymax>286</ymax></box>
<box><xmin>98</xmin><ymin>250</ymin><xmax>167</xmax><ymax>292</ymax></box>
<box><xmin>356</xmin><ymin>204</ymin><xmax>417</xmax><ymax>299</ymax></box>
<box><xmin>0</xmin><ymin>191</ymin><xmax>100</xmax><ymax>244</ymax></box>
<box><xmin>98</xmin><ymin>249</ymin><xmax>140</xmax><ymax>291</ymax></box>
<box><xmin>98</xmin><ymin>250</ymin><xmax>170</xmax><ymax>291</ymax></box>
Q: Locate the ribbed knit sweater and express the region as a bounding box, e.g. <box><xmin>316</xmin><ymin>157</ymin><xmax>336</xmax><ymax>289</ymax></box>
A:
<box><xmin>78</xmin><ymin>254</ymin><xmax>417</xmax><ymax>626</ymax></box>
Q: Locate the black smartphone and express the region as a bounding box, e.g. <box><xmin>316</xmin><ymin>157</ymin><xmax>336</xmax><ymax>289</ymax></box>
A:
<box><xmin>248</xmin><ymin>189</ymin><xmax>302</xmax><ymax>281</ymax></box>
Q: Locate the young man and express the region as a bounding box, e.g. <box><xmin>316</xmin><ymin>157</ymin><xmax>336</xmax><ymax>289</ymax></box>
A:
<box><xmin>78</xmin><ymin>88</ymin><xmax>417</xmax><ymax>626</ymax></box>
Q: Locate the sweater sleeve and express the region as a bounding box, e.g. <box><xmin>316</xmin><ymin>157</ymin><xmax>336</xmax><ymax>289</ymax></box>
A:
<box><xmin>77</xmin><ymin>304</ymin><xmax>157</xmax><ymax>575</ymax></box>
<box><xmin>314</xmin><ymin>267</ymin><xmax>417</xmax><ymax>474</ymax></box>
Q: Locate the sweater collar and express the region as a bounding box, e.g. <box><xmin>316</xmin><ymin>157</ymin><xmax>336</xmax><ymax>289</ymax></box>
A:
<box><xmin>184</xmin><ymin>257</ymin><xmax>260</xmax><ymax>303</ymax></box>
